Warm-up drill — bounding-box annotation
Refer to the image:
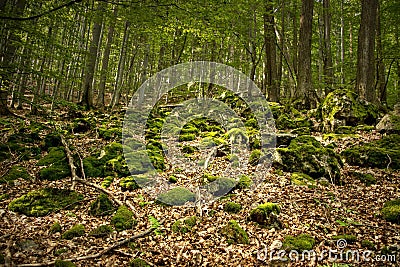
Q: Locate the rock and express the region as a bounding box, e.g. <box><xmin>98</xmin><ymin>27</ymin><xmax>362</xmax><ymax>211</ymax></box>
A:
<box><xmin>249</xmin><ymin>203</ymin><xmax>282</xmax><ymax>228</ymax></box>
<box><xmin>89</xmin><ymin>194</ymin><xmax>114</xmax><ymax>216</ymax></box>
<box><xmin>376</xmin><ymin>104</ymin><xmax>400</xmax><ymax>134</ymax></box>
<box><xmin>318</xmin><ymin>89</ymin><xmax>379</xmax><ymax>132</ymax></box>
<box><xmin>381</xmin><ymin>199</ymin><xmax>400</xmax><ymax>224</ymax></box>
<box><xmin>61</xmin><ymin>224</ymin><xmax>85</xmax><ymax>240</ymax></box>
<box><xmin>111</xmin><ymin>205</ymin><xmax>136</xmax><ymax>231</ymax></box>
<box><xmin>37</xmin><ymin>147</ymin><xmax>71</xmax><ymax>180</ymax></box>
<box><xmin>156</xmin><ymin>187</ymin><xmax>195</xmax><ymax>206</ymax></box>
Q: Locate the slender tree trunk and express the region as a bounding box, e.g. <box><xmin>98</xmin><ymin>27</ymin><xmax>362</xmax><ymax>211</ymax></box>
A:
<box><xmin>355</xmin><ymin>0</ymin><xmax>378</xmax><ymax>102</ymax></box>
<box><xmin>375</xmin><ymin>1</ymin><xmax>386</xmax><ymax>105</ymax></box>
<box><xmin>296</xmin><ymin>0</ymin><xmax>315</xmax><ymax>108</ymax></box>
<box><xmin>322</xmin><ymin>0</ymin><xmax>333</xmax><ymax>94</ymax></box>
<box><xmin>340</xmin><ymin>0</ymin><xmax>345</xmax><ymax>84</ymax></box>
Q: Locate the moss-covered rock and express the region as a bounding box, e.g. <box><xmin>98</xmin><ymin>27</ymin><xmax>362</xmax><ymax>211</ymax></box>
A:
<box><xmin>249</xmin><ymin>149</ymin><xmax>262</xmax><ymax>166</ymax></box>
<box><xmin>178</xmin><ymin>133</ymin><xmax>196</xmax><ymax>141</ymax></box>
<box><xmin>221</xmin><ymin>220</ymin><xmax>249</xmax><ymax>245</ymax></box>
<box><xmin>129</xmin><ymin>258</ymin><xmax>150</xmax><ymax>267</ymax></box>
<box><xmin>181</xmin><ymin>145</ymin><xmax>198</xmax><ymax>154</ymax></box>
<box><xmin>37</xmin><ymin>147</ymin><xmax>71</xmax><ymax>180</ymax></box>
<box><xmin>50</xmin><ymin>222</ymin><xmax>62</xmax><ymax>234</ymax></box>
<box><xmin>89</xmin><ymin>224</ymin><xmax>113</xmax><ymax>237</ymax></box>
<box><xmin>62</xmin><ymin>224</ymin><xmax>85</xmax><ymax>240</ymax></box>
<box><xmin>99</xmin><ymin>127</ymin><xmax>122</xmax><ymax>140</ymax></box>
<box><xmin>172</xmin><ymin>216</ymin><xmax>197</xmax><ymax>233</ymax></box>
<box><xmin>276</xmin><ymin>113</ymin><xmax>312</xmax><ymax>130</ymax></box>
<box><xmin>381</xmin><ymin>199</ymin><xmax>400</xmax><ymax>224</ymax></box>
<box><xmin>282</xmin><ymin>234</ymin><xmax>315</xmax><ymax>252</ymax></box>
<box><xmin>205</xmin><ymin>177</ymin><xmax>236</xmax><ymax>196</ymax></box>
<box><xmin>111</xmin><ymin>205</ymin><xmax>136</xmax><ymax>231</ymax></box>
<box><xmin>156</xmin><ymin>187</ymin><xmax>195</xmax><ymax>206</ymax></box>
<box><xmin>332</xmin><ymin>234</ymin><xmax>357</xmax><ymax>243</ymax></box>
<box><xmin>274</xmin><ymin>135</ymin><xmax>342</xmax><ymax>184</ymax></box>
<box><xmin>235</xmin><ymin>175</ymin><xmax>252</xmax><ymax>189</ymax></box>
<box><xmin>341</xmin><ymin>134</ymin><xmax>400</xmax><ymax>170</ymax></box>
<box><xmin>224</xmin><ymin>202</ymin><xmax>242</xmax><ymax>213</ymax></box>
<box><xmin>225</xmin><ymin>128</ymin><xmax>248</xmax><ymax>144</ymax></box>
<box><xmin>249</xmin><ymin>203</ymin><xmax>282</xmax><ymax>228</ymax></box>
<box><xmin>350</xmin><ymin>171</ymin><xmax>376</xmax><ymax>186</ymax></box>
<box><xmin>42</xmin><ymin>132</ymin><xmax>62</xmax><ymax>150</ymax></box>
<box><xmin>101</xmin><ymin>176</ymin><xmax>114</xmax><ymax>188</ymax></box>
<box><xmin>376</xmin><ymin>105</ymin><xmax>400</xmax><ymax>134</ymax></box>
<box><xmin>8</xmin><ymin>187</ymin><xmax>83</xmax><ymax>217</ymax></box>
<box><xmin>0</xmin><ymin>165</ymin><xmax>32</xmax><ymax>184</ymax></box>
<box><xmin>120</xmin><ymin>174</ymin><xmax>152</xmax><ymax>190</ymax></box>
<box><xmin>318</xmin><ymin>89</ymin><xmax>379</xmax><ymax>132</ymax></box>
<box><xmin>54</xmin><ymin>260</ymin><xmax>76</xmax><ymax>267</ymax></box>
<box><xmin>291</xmin><ymin>172</ymin><xmax>315</xmax><ymax>187</ymax></box>
<box><xmin>89</xmin><ymin>194</ymin><xmax>114</xmax><ymax>216</ymax></box>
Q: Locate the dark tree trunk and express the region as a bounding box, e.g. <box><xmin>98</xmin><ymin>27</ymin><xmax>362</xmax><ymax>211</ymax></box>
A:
<box><xmin>322</xmin><ymin>0</ymin><xmax>333</xmax><ymax>94</ymax></box>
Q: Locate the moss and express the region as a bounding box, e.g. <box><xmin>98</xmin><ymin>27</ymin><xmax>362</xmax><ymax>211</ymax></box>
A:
<box><xmin>221</xmin><ymin>220</ymin><xmax>249</xmax><ymax>245</ymax></box>
<box><xmin>282</xmin><ymin>234</ymin><xmax>315</xmax><ymax>252</ymax></box>
<box><xmin>351</xmin><ymin>171</ymin><xmax>376</xmax><ymax>186</ymax></box>
<box><xmin>225</xmin><ymin>128</ymin><xmax>248</xmax><ymax>144</ymax></box>
<box><xmin>291</xmin><ymin>172</ymin><xmax>315</xmax><ymax>186</ymax></box>
<box><xmin>99</xmin><ymin>127</ymin><xmax>122</xmax><ymax>140</ymax></box>
<box><xmin>332</xmin><ymin>234</ymin><xmax>357</xmax><ymax>243</ymax></box>
<box><xmin>0</xmin><ymin>193</ymin><xmax>9</xmax><ymax>202</ymax></box>
<box><xmin>62</xmin><ymin>224</ymin><xmax>85</xmax><ymax>240</ymax></box>
<box><xmin>276</xmin><ymin>113</ymin><xmax>312</xmax><ymax>130</ymax></box>
<box><xmin>178</xmin><ymin>133</ymin><xmax>196</xmax><ymax>141</ymax></box>
<box><xmin>0</xmin><ymin>253</ymin><xmax>3</xmax><ymax>264</ymax></box>
<box><xmin>335</xmin><ymin>126</ymin><xmax>355</xmax><ymax>134</ymax></box>
<box><xmin>181</xmin><ymin>145</ymin><xmax>198</xmax><ymax>154</ymax></box>
<box><xmin>8</xmin><ymin>187</ymin><xmax>83</xmax><ymax>217</ymax></box>
<box><xmin>42</xmin><ymin>132</ymin><xmax>62</xmax><ymax>150</ymax></box>
<box><xmin>235</xmin><ymin>175</ymin><xmax>252</xmax><ymax>189</ymax></box>
<box><xmin>89</xmin><ymin>224</ymin><xmax>113</xmax><ymax>237</ymax></box>
<box><xmin>129</xmin><ymin>258</ymin><xmax>150</xmax><ymax>267</ymax></box>
<box><xmin>101</xmin><ymin>176</ymin><xmax>114</xmax><ymax>188</ymax></box>
<box><xmin>342</xmin><ymin>134</ymin><xmax>400</xmax><ymax>170</ymax></box>
<box><xmin>156</xmin><ymin>187</ymin><xmax>195</xmax><ymax>206</ymax></box>
<box><xmin>172</xmin><ymin>216</ymin><xmax>197</xmax><ymax>233</ymax></box>
<box><xmin>249</xmin><ymin>149</ymin><xmax>262</xmax><ymax>166</ymax></box>
<box><xmin>169</xmin><ymin>175</ymin><xmax>177</xmax><ymax>183</ymax></box>
<box><xmin>275</xmin><ymin>136</ymin><xmax>342</xmax><ymax>184</ymax></box>
<box><xmin>205</xmin><ymin>177</ymin><xmax>236</xmax><ymax>196</ymax></box>
<box><xmin>224</xmin><ymin>202</ymin><xmax>242</xmax><ymax>213</ymax></box>
<box><xmin>54</xmin><ymin>260</ymin><xmax>76</xmax><ymax>267</ymax></box>
<box><xmin>50</xmin><ymin>222</ymin><xmax>62</xmax><ymax>234</ymax></box>
<box><xmin>0</xmin><ymin>165</ymin><xmax>32</xmax><ymax>184</ymax></box>
<box><xmin>111</xmin><ymin>205</ymin><xmax>136</xmax><ymax>231</ymax></box>
<box><xmin>203</xmin><ymin>173</ymin><xmax>219</xmax><ymax>182</ymax></box>
<box><xmin>291</xmin><ymin>127</ymin><xmax>311</xmax><ymax>135</ymax></box>
<box><xmin>120</xmin><ymin>174</ymin><xmax>152</xmax><ymax>190</ymax></box>
<box><xmin>249</xmin><ymin>203</ymin><xmax>282</xmax><ymax>228</ymax></box>
<box><xmin>361</xmin><ymin>240</ymin><xmax>376</xmax><ymax>250</ymax></box>
<box><xmin>37</xmin><ymin>147</ymin><xmax>71</xmax><ymax>181</ymax></box>
<box><xmin>89</xmin><ymin>194</ymin><xmax>114</xmax><ymax>216</ymax></box>
<box><xmin>381</xmin><ymin>199</ymin><xmax>400</xmax><ymax>223</ymax></box>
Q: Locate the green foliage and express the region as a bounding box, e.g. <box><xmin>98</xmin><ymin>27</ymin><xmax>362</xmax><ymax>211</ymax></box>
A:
<box><xmin>249</xmin><ymin>203</ymin><xmax>282</xmax><ymax>228</ymax></box>
<box><xmin>221</xmin><ymin>220</ymin><xmax>249</xmax><ymax>244</ymax></box>
<box><xmin>205</xmin><ymin>177</ymin><xmax>236</xmax><ymax>196</ymax></box>
<box><xmin>89</xmin><ymin>194</ymin><xmax>114</xmax><ymax>216</ymax></box>
<box><xmin>8</xmin><ymin>187</ymin><xmax>83</xmax><ymax>217</ymax></box>
<box><xmin>54</xmin><ymin>260</ymin><xmax>76</xmax><ymax>267</ymax></box>
<box><xmin>37</xmin><ymin>147</ymin><xmax>71</xmax><ymax>181</ymax></box>
<box><xmin>50</xmin><ymin>222</ymin><xmax>62</xmax><ymax>234</ymax></box>
<box><xmin>62</xmin><ymin>224</ymin><xmax>85</xmax><ymax>240</ymax></box>
<box><xmin>129</xmin><ymin>258</ymin><xmax>150</xmax><ymax>267</ymax></box>
<box><xmin>282</xmin><ymin>234</ymin><xmax>315</xmax><ymax>252</ymax></box>
<box><xmin>156</xmin><ymin>187</ymin><xmax>195</xmax><ymax>206</ymax></box>
<box><xmin>0</xmin><ymin>165</ymin><xmax>32</xmax><ymax>184</ymax></box>
<box><xmin>235</xmin><ymin>175</ymin><xmax>252</xmax><ymax>189</ymax></box>
<box><xmin>111</xmin><ymin>205</ymin><xmax>136</xmax><ymax>231</ymax></box>
<box><xmin>0</xmin><ymin>253</ymin><xmax>3</xmax><ymax>264</ymax></box>
<box><xmin>381</xmin><ymin>199</ymin><xmax>400</xmax><ymax>223</ymax></box>
<box><xmin>54</xmin><ymin>248</ymin><xmax>68</xmax><ymax>256</ymax></box>
<box><xmin>342</xmin><ymin>134</ymin><xmax>400</xmax><ymax>170</ymax></box>
<box><xmin>332</xmin><ymin>234</ymin><xmax>357</xmax><ymax>243</ymax></box>
<box><xmin>89</xmin><ymin>224</ymin><xmax>113</xmax><ymax>237</ymax></box>
<box><xmin>223</xmin><ymin>202</ymin><xmax>242</xmax><ymax>213</ymax></box>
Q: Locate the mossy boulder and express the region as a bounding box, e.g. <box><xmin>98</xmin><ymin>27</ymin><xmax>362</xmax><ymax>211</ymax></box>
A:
<box><xmin>89</xmin><ymin>194</ymin><xmax>114</xmax><ymax>216</ymax></box>
<box><xmin>249</xmin><ymin>203</ymin><xmax>282</xmax><ymax>228</ymax></box>
<box><xmin>376</xmin><ymin>104</ymin><xmax>400</xmax><ymax>134</ymax></box>
<box><xmin>205</xmin><ymin>177</ymin><xmax>236</xmax><ymax>196</ymax></box>
<box><xmin>62</xmin><ymin>224</ymin><xmax>85</xmax><ymax>240</ymax></box>
<box><xmin>178</xmin><ymin>133</ymin><xmax>196</xmax><ymax>141</ymax></box>
<box><xmin>172</xmin><ymin>216</ymin><xmax>197</xmax><ymax>233</ymax></box>
<box><xmin>181</xmin><ymin>145</ymin><xmax>198</xmax><ymax>154</ymax></box>
<box><xmin>120</xmin><ymin>174</ymin><xmax>152</xmax><ymax>190</ymax></box>
<box><xmin>225</xmin><ymin>128</ymin><xmax>248</xmax><ymax>144</ymax></box>
<box><xmin>89</xmin><ymin>224</ymin><xmax>113</xmax><ymax>237</ymax></box>
<box><xmin>129</xmin><ymin>258</ymin><xmax>150</xmax><ymax>267</ymax></box>
<box><xmin>0</xmin><ymin>165</ymin><xmax>32</xmax><ymax>184</ymax></box>
<box><xmin>235</xmin><ymin>175</ymin><xmax>252</xmax><ymax>189</ymax></box>
<box><xmin>341</xmin><ymin>134</ymin><xmax>400</xmax><ymax>170</ymax></box>
<box><xmin>282</xmin><ymin>234</ymin><xmax>315</xmax><ymax>252</ymax></box>
<box><xmin>381</xmin><ymin>199</ymin><xmax>400</xmax><ymax>224</ymax></box>
<box><xmin>274</xmin><ymin>136</ymin><xmax>342</xmax><ymax>184</ymax></box>
<box><xmin>50</xmin><ymin>222</ymin><xmax>62</xmax><ymax>234</ymax></box>
<box><xmin>37</xmin><ymin>147</ymin><xmax>71</xmax><ymax>180</ymax></box>
<box><xmin>249</xmin><ymin>149</ymin><xmax>263</xmax><ymax>166</ymax></box>
<box><xmin>223</xmin><ymin>202</ymin><xmax>242</xmax><ymax>213</ymax></box>
<box><xmin>156</xmin><ymin>187</ymin><xmax>195</xmax><ymax>206</ymax></box>
<box><xmin>42</xmin><ymin>132</ymin><xmax>62</xmax><ymax>150</ymax></box>
<box><xmin>54</xmin><ymin>260</ymin><xmax>76</xmax><ymax>267</ymax></box>
<box><xmin>291</xmin><ymin>172</ymin><xmax>315</xmax><ymax>187</ymax></box>
<box><xmin>276</xmin><ymin>113</ymin><xmax>312</xmax><ymax>130</ymax></box>
<box><xmin>111</xmin><ymin>205</ymin><xmax>136</xmax><ymax>231</ymax></box>
<box><xmin>318</xmin><ymin>89</ymin><xmax>378</xmax><ymax>132</ymax></box>
<box><xmin>350</xmin><ymin>171</ymin><xmax>376</xmax><ymax>186</ymax></box>
<box><xmin>221</xmin><ymin>220</ymin><xmax>249</xmax><ymax>245</ymax></box>
<box><xmin>361</xmin><ymin>240</ymin><xmax>376</xmax><ymax>250</ymax></box>
<box><xmin>99</xmin><ymin>127</ymin><xmax>122</xmax><ymax>140</ymax></box>
<box><xmin>8</xmin><ymin>187</ymin><xmax>83</xmax><ymax>217</ymax></box>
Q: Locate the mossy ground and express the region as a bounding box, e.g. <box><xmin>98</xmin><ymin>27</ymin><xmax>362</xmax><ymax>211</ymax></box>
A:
<box><xmin>249</xmin><ymin>203</ymin><xmax>282</xmax><ymax>228</ymax></box>
<box><xmin>8</xmin><ymin>187</ymin><xmax>83</xmax><ymax>217</ymax></box>
<box><xmin>62</xmin><ymin>224</ymin><xmax>85</xmax><ymax>239</ymax></box>
<box><xmin>221</xmin><ymin>220</ymin><xmax>249</xmax><ymax>244</ymax></box>
<box><xmin>89</xmin><ymin>194</ymin><xmax>114</xmax><ymax>216</ymax></box>
<box><xmin>282</xmin><ymin>234</ymin><xmax>315</xmax><ymax>252</ymax></box>
<box><xmin>89</xmin><ymin>224</ymin><xmax>113</xmax><ymax>237</ymax></box>
<box><xmin>381</xmin><ymin>199</ymin><xmax>400</xmax><ymax>223</ymax></box>
<box><xmin>0</xmin><ymin>165</ymin><xmax>32</xmax><ymax>184</ymax></box>
<box><xmin>111</xmin><ymin>205</ymin><xmax>136</xmax><ymax>231</ymax></box>
<box><xmin>156</xmin><ymin>187</ymin><xmax>195</xmax><ymax>206</ymax></box>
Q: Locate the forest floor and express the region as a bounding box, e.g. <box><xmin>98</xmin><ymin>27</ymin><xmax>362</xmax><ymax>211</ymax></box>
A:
<box><xmin>0</xmin><ymin>106</ymin><xmax>399</xmax><ymax>267</ymax></box>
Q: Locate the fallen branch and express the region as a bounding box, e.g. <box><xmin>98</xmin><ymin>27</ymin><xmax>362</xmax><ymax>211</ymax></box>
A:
<box><xmin>60</xmin><ymin>134</ymin><xmax>77</xmax><ymax>190</ymax></box>
<box><xmin>16</xmin><ymin>220</ymin><xmax>164</xmax><ymax>267</ymax></box>
<box><xmin>75</xmin><ymin>177</ymin><xmax>124</xmax><ymax>207</ymax></box>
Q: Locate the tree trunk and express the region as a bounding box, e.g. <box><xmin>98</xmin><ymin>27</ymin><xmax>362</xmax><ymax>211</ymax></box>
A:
<box><xmin>355</xmin><ymin>0</ymin><xmax>378</xmax><ymax>102</ymax></box>
<box><xmin>322</xmin><ymin>0</ymin><xmax>333</xmax><ymax>94</ymax></box>
<box><xmin>296</xmin><ymin>0</ymin><xmax>315</xmax><ymax>108</ymax></box>
<box><xmin>375</xmin><ymin>1</ymin><xmax>386</xmax><ymax>105</ymax></box>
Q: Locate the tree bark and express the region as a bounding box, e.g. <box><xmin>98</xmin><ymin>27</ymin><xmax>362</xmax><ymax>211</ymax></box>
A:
<box><xmin>322</xmin><ymin>0</ymin><xmax>333</xmax><ymax>94</ymax></box>
<box><xmin>355</xmin><ymin>0</ymin><xmax>378</xmax><ymax>102</ymax></box>
<box><xmin>375</xmin><ymin>1</ymin><xmax>386</xmax><ymax>105</ymax></box>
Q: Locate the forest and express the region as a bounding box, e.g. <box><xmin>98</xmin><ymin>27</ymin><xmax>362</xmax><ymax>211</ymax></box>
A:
<box><xmin>0</xmin><ymin>0</ymin><xmax>399</xmax><ymax>266</ymax></box>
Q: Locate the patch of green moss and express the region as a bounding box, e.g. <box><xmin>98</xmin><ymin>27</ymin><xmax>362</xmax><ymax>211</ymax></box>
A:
<box><xmin>342</xmin><ymin>134</ymin><xmax>400</xmax><ymax>170</ymax></box>
<box><xmin>50</xmin><ymin>222</ymin><xmax>62</xmax><ymax>234</ymax></box>
<box><xmin>99</xmin><ymin>127</ymin><xmax>122</xmax><ymax>140</ymax></box>
<box><xmin>111</xmin><ymin>205</ymin><xmax>136</xmax><ymax>231</ymax></box>
<box><xmin>101</xmin><ymin>176</ymin><xmax>114</xmax><ymax>188</ymax></box>
<box><xmin>335</xmin><ymin>126</ymin><xmax>355</xmax><ymax>134</ymax></box>
<box><xmin>54</xmin><ymin>248</ymin><xmax>68</xmax><ymax>256</ymax></box>
<box><xmin>361</xmin><ymin>240</ymin><xmax>376</xmax><ymax>250</ymax></box>
<box><xmin>172</xmin><ymin>216</ymin><xmax>197</xmax><ymax>233</ymax></box>
<box><xmin>129</xmin><ymin>258</ymin><xmax>150</xmax><ymax>267</ymax></box>
<box><xmin>0</xmin><ymin>193</ymin><xmax>9</xmax><ymax>202</ymax></box>
<box><xmin>120</xmin><ymin>174</ymin><xmax>152</xmax><ymax>190</ymax></box>
<box><xmin>235</xmin><ymin>175</ymin><xmax>252</xmax><ymax>189</ymax></box>
<box><xmin>178</xmin><ymin>133</ymin><xmax>196</xmax><ymax>141</ymax></box>
<box><xmin>282</xmin><ymin>234</ymin><xmax>315</xmax><ymax>252</ymax></box>
<box><xmin>332</xmin><ymin>234</ymin><xmax>357</xmax><ymax>243</ymax></box>
<box><xmin>42</xmin><ymin>132</ymin><xmax>62</xmax><ymax>150</ymax></box>
<box><xmin>0</xmin><ymin>165</ymin><xmax>32</xmax><ymax>184</ymax></box>
<box><xmin>221</xmin><ymin>220</ymin><xmax>249</xmax><ymax>245</ymax></box>
<box><xmin>156</xmin><ymin>187</ymin><xmax>195</xmax><ymax>206</ymax></box>
<box><xmin>0</xmin><ymin>253</ymin><xmax>3</xmax><ymax>264</ymax></box>
<box><xmin>89</xmin><ymin>224</ymin><xmax>113</xmax><ymax>237</ymax></box>
<box><xmin>54</xmin><ymin>260</ymin><xmax>76</xmax><ymax>267</ymax></box>
<box><xmin>37</xmin><ymin>147</ymin><xmax>71</xmax><ymax>181</ymax></box>
<box><xmin>224</xmin><ymin>202</ymin><xmax>242</xmax><ymax>213</ymax></box>
<box><xmin>169</xmin><ymin>175</ymin><xmax>177</xmax><ymax>183</ymax></box>
<box><xmin>291</xmin><ymin>172</ymin><xmax>315</xmax><ymax>186</ymax></box>
<box><xmin>8</xmin><ymin>187</ymin><xmax>83</xmax><ymax>217</ymax></box>
<box><xmin>276</xmin><ymin>113</ymin><xmax>312</xmax><ymax>130</ymax></box>
<box><xmin>351</xmin><ymin>171</ymin><xmax>376</xmax><ymax>186</ymax></box>
<box><xmin>249</xmin><ymin>203</ymin><xmax>282</xmax><ymax>228</ymax></box>
<box><xmin>181</xmin><ymin>145</ymin><xmax>198</xmax><ymax>154</ymax></box>
<box><xmin>89</xmin><ymin>194</ymin><xmax>114</xmax><ymax>216</ymax></box>
<box><xmin>381</xmin><ymin>199</ymin><xmax>400</xmax><ymax>223</ymax></box>
<box><xmin>205</xmin><ymin>177</ymin><xmax>236</xmax><ymax>196</ymax></box>
<box><xmin>62</xmin><ymin>224</ymin><xmax>85</xmax><ymax>240</ymax></box>
<box><xmin>249</xmin><ymin>149</ymin><xmax>262</xmax><ymax>166</ymax></box>
<box><xmin>225</xmin><ymin>128</ymin><xmax>248</xmax><ymax>144</ymax></box>
<box><xmin>203</xmin><ymin>173</ymin><xmax>219</xmax><ymax>182</ymax></box>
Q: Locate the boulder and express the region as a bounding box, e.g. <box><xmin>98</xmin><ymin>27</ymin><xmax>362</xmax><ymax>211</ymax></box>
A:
<box><xmin>376</xmin><ymin>104</ymin><xmax>400</xmax><ymax>134</ymax></box>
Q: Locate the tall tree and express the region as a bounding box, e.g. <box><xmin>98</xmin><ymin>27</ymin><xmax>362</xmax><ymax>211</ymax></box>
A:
<box><xmin>322</xmin><ymin>0</ymin><xmax>333</xmax><ymax>94</ymax></box>
<box><xmin>355</xmin><ymin>0</ymin><xmax>378</xmax><ymax>102</ymax></box>
<box><xmin>295</xmin><ymin>0</ymin><xmax>315</xmax><ymax>108</ymax></box>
